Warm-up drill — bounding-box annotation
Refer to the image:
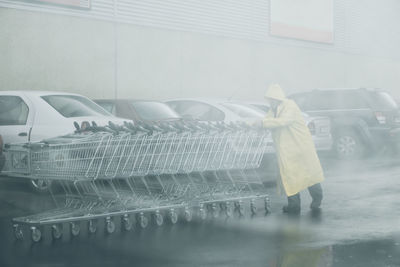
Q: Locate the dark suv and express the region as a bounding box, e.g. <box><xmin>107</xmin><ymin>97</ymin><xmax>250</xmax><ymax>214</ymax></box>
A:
<box><xmin>289</xmin><ymin>88</ymin><xmax>400</xmax><ymax>159</ymax></box>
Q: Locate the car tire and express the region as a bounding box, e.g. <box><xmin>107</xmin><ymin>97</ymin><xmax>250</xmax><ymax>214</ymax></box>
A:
<box><xmin>334</xmin><ymin>130</ymin><xmax>365</xmax><ymax>160</ymax></box>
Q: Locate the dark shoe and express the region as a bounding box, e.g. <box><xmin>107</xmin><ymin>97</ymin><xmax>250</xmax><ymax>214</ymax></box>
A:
<box><xmin>310</xmin><ymin>200</ymin><xmax>321</xmax><ymax>211</ymax></box>
<box><xmin>282</xmin><ymin>205</ymin><xmax>300</xmax><ymax>214</ymax></box>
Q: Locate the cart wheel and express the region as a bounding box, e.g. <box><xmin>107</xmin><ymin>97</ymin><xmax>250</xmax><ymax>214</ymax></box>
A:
<box><xmin>154</xmin><ymin>211</ymin><xmax>164</xmax><ymax>226</ymax></box>
<box><xmin>264</xmin><ymin>197</ymin><xmax>271</xmax><ymax>214</ymax></box>
<box><xmin>225</xmin><ymin>202</ymin><xmax>233</xmax><ymax>217</ymax></box>
<box><xmin>139</xmin><ymin>213</ymin><xmax>148</xmax><ymax>229</ymax></box>
<box><xmin>31</xmin><ymin>227</ymin><xmax>41</xmax><ymax>243</ymax></box>
<box><xmin>184</xmin><ymin>208</ymin><xmax>192</xmax><ymax>222</ymax></box>
<box><xmin>169</xmin><ymin>210</ymin><xmax>178</xmax><ymax>224</ymax></box>
<box><xmin>211</xmin><ymin>203</ymin><xmax>219</xmax><ymax>218</ymax></box>
<box><xmin>70</xmin><ymin>222</ymin><xmax>80</xmax><ymax>237</ymax></box>
<box><xmin>122</xmin><ymin>215</ymin><xmax>133</xmax><ymax>231</ymax></box>
<box><xmin>199</xmin><ymin>208</ymin><xmax>207</xmax><ymax>220</ymax></box>
<box><xmin>88</xmin><ymin>220</ymin><xmax>97</xmax><ymax>234</ymax></box>
<box><xmin>13</xmin><ymin>224</ymin><xmax>23</xmax><ymax>240</ymax></box>
<box><xmin>250</xmin><ymin>200</ymin><xmax>257</xmax><ymax>215</ymax></box>
<box><xmin>30</xmin><ymin>179</ymin><xmax>52</xmax><ymax>193</ymax></box>
<box><xmin>52</xmin><ymin>224</ymin><xmax>63</xmax><ymax>240</ymax></box>
<box><xmin>236</xmin><ymin>201</ymin><xmax>245</xmax><ymax>216</ymax></box>
<box><xmin>106</xmin><ymin>218</ymin><xmax>115</xmax><ymax>234</ymax></box>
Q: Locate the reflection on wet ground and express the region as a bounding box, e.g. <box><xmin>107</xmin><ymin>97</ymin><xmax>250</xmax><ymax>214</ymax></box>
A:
<box><xmin>1</xmin><ymin>155</ymin><xmax>400</xmax><ymax>267</ymax></box>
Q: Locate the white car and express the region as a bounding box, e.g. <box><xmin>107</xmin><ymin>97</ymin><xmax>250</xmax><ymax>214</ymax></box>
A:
<box><xmin>0</xmin><ymin>91</ymin><xmax>127</xmax><ymax>145</ymax></box>
<box><xmin>0</xmin><ymin>91</ymin><xmax>128</xmax><ymax>191</ymax></box>
<box><xmin>165</xmin><ymin>98</ymin><xmax>274</xmax><ymax>155</ymax></box>
<box><xmin>165</xmin><ymin>98</ymin><xmax>266</xmax><ymax>123</ymax></box>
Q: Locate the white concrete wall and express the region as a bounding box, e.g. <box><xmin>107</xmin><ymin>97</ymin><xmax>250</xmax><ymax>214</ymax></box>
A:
<box><xmin>1</xmin><ymin>8</ymin><xmax>400</xmax><ymax>101</ymax></box>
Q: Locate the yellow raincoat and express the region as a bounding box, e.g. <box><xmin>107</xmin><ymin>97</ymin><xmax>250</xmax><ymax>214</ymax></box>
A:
<box><xmin>263</xmin><ymin>85</ymin><xmax>324</xmax><ymax>196</ymax></box>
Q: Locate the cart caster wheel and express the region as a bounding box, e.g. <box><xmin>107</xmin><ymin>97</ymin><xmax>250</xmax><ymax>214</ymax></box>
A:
<box><xmin>250</xmin><ymin>200</ymin><xmax>257</xmax><ymax>215</ymax></box>
<box><xmin>51</xmin><ymin>224</ymin><xmax>63</xmax><ymax>240</ymax></box>
<box><xmin>88</xmin><ymin>220</ymin><xmax>97</xmax><ymax>234</ymax></box>
<box><xmin>139</xmin><ymin>213</ymin><xmax>148</xmax><ymax>229</ymax></box>
<box><xmin>122</xmin><ymin>215</ymin><xmax>133</xmax><ymax>231</ymax></box>
<box><xmin>169</xmin><ymin>210</ymin><xmax>178</xmax><ymax>224</ymax></box>
<box><xmin>70</xmin><ymin>222</ymin><xmax>80</xmax><ymax>237</ymax></box>
<box><xmin>264</xmin><ymin>197</ymin><xmax>271</xmax><ymax>214</ymax></box>
<box><xmin>211</xmin><ymin>203</ymin><xmax>218</xmax><ymax>216</ymax></box>
<box><xmin>154</xmin><ymin>211</ymin><xmax>164</xmax><ymax>226</ymax></box>
<box><xmin>184</xmin><ymin>208</ymin><xmax>192</xmax><ymax>222</ymax></box>
<box><xmin>225</xmin><ymin>202</ymin><xmax>233</xmax><ymax>217</ymax></box>
<box><xmin>199</xmin><ymin>208</ymin><xmax>207</xmax><ymax>220</ymax></box>
<box><xmin>105</xmin><ymin>217</ymin><xmax>115</xmax><ymax>234</ymax></box>
<box><xmin>31</xmin><ymin>227</ymin><xmax>42</xmax><ymax>243</ymax></box>
<box><xmin>13</xmin><ymin>224</ymin><xmax>23</xmax><ymax>240</ymax></box>
<box><xmin>236</xmin><ymin>201</ymin><xmax>244</xmax><ymax>216</ymax></box>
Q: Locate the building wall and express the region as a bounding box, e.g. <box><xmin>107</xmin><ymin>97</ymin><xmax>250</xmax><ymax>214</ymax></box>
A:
<box><xmin>1</xmin><ymin>3</ymin><xmax>400</xmax><ymax>101</ymax></box>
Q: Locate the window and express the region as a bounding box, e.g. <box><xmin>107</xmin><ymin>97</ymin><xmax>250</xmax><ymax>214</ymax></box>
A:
<box><xmin>167</xmin><ymin>101</ymin><xmax>225</xmax><ymax>121</ymax></box>
<box><xmin>221</xmin><ymin>103</ymin><xmax>265</xmax><ymax>118</ymax></box>
<box><xmin>251</xmin><ymin>104</ymin><xmax>270</xmax><ymax>113</ymax></box>
<box><xmin>306</xmin><ymin>91</ymin><xmax>369</xmax><ymax>110</ymax></box>
<box><xmin>96</xmin><ymin>102</ymin><xmax>116</xmax><ymax>115</ymax></box>
<box><xmin>42</xmin><ymin>95</ymin><xmax>111</xmax><ymax>118</ymax></box>
<box><xmin>368</xmin><ymin>91</ymin><xmax>398</xmax><ymax>110</ymax></box>
<box><xmin>290</xmin><ymin>94</ymin><xmax>309</xmax><ymax>110</ymax></box>
<box><xmin>0</xmin><ymin>96</ymin><xmax>29</xmax><ymax>125</ymax></box>
<box><xmin>339</xmin><ymin>91</ymin><xmax>369</xmax><ymax>109</ymax></box>
<box><xmin>130</xmin><ymin>101</ymin><xmax>181</xmax><ymax>121</ymax></box>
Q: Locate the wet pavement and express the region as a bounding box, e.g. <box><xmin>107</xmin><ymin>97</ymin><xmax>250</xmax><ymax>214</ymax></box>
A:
<box><xmin>1</xmin><ymin>155</ymin><xmax>400</xmax><ymax>267</ymax></box>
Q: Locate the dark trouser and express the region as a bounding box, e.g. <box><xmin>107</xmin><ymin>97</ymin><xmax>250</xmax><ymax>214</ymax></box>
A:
<box><xmin>287</xmin><ymin>183</ymin><xmax>323</xmax><ymax>209</ymax></box>
<box><xmin>0</xmin><ymin>153</ymin><xmax>5</xmax><ymax>172</ymax></box>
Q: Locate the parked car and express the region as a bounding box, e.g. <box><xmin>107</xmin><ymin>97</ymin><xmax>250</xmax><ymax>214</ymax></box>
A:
<box><xmin>166</xmin><ymin>98</ymin><xmax>278</xmax><ymax>178</ymax></box>
<box><xmin>248</xmin><ymin>102</ymin><xmax>333</xmax><ymax>152</ymax></box>
<box><xmin>289</xmin><ymin>88</ymin><xmax>400</xmax><ymax>159</ymax></box>
<box><xmin>165</xmin><ymin>98</ymin><xmax>265</xmax><ymax>123</ymax></box>
<box><xmin>0</xmin><ymin>91</ymin><xmax>128</xmax><ymax>191</ymax></box>
<box><xmin>93</xmin><ymin>99</ymin><xmax>182</xmax><ymax>122</ymax></box>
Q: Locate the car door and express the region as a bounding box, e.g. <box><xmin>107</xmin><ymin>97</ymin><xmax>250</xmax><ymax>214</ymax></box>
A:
<box><xmin>0</xmin><ymin>95</ymin><xmax>34</xmax><ymax>145</ymax></box>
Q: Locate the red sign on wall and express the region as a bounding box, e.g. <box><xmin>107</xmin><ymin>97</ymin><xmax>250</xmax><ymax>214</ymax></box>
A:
<box><xmin>31</xmin><ymin>0</ymin><xmax>91</xmax><ymax>9</ymax></box>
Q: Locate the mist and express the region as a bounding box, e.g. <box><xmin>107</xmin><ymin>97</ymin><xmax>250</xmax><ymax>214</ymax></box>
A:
<box><xmin>1</xmin><ymin>1</ymin><xmax>400</xmax><ymax>267</ymax></box>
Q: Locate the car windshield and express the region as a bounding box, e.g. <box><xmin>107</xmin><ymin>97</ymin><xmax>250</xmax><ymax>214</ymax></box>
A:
<box><xmin>42</xmin><ymin>95</ymin><xmax>111</xmax><ymax>118</ymax></box>
<box><xmin>251</xmin><ymin>104</ymin><xmax>270</xmax><ymax>113</ymax></box>
<box><xmin>371</xmin><ymin>92</ymin><xmax>398</xmax><ymax>109</ymax></box>
<box><xmin>131</xmin><ymin>101</ymin><xmax>181</xmax><ymax>121</ymax></box>
<box><xmin>221</xmin><ymin>103</ymin><xmax>265</xmax><ymax>118</ymax></box>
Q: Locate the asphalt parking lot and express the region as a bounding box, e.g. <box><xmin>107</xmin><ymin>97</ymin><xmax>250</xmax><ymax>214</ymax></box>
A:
<box><xmin>1</xmin><ymin>155</ymin><xmax>400</xmax><ymax>267</ymax></box>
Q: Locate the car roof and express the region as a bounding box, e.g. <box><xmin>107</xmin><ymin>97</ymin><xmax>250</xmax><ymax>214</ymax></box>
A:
<box><xmin>0</xmin><ymin>91</ymin><xmax>89</xmax><ymax>97</ymax></box>
<box><xmin>165</xmin><ymin>98</ymin><xmax>235</xmax><ymax>105</ymax></box>
<box><xmin>291</xmin><ymin>88</ymin><xmax>384</xmax><ymax>95</ymax></box>
<box><xmin>94</xmin><ymin>99</ymin><xmax>165</xmax><ymax>103</ymax></box>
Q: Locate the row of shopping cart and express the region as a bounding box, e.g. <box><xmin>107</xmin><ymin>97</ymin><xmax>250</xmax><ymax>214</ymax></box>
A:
<box><xmin>4</xmin><ymin>120</ymin><xmax>272</xmax><ymax>242</ymax></box>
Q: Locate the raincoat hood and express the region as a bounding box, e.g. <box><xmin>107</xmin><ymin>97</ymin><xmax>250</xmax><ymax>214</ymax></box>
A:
<box><xmin>264</xmin><ymin>84</ymin><xmax>286</xmax><ymax>101</ymax></box>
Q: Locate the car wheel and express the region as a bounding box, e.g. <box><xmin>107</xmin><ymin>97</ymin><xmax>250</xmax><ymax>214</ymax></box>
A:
<box><xmin>334</xmin><ymin>130</ymin><xmax>365</xmax><ymax>160</ymax></box>
<box><xmin>30</xmin><ymin>179</ymin><xmax>52</xmax><ymax>193</ymax></box>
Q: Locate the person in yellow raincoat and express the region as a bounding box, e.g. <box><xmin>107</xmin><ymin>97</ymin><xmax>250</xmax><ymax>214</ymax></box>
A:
<box><xmin>262</xmin><ymin>84</ymin><xmax>324</xmax><ymax>213</ymax></box>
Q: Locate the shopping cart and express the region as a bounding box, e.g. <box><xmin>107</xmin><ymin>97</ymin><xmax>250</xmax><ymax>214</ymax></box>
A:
<box><xmin>4</xmin><ymin>120</ymin><xmax>272</xmax><ymax>242</ymax></box>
